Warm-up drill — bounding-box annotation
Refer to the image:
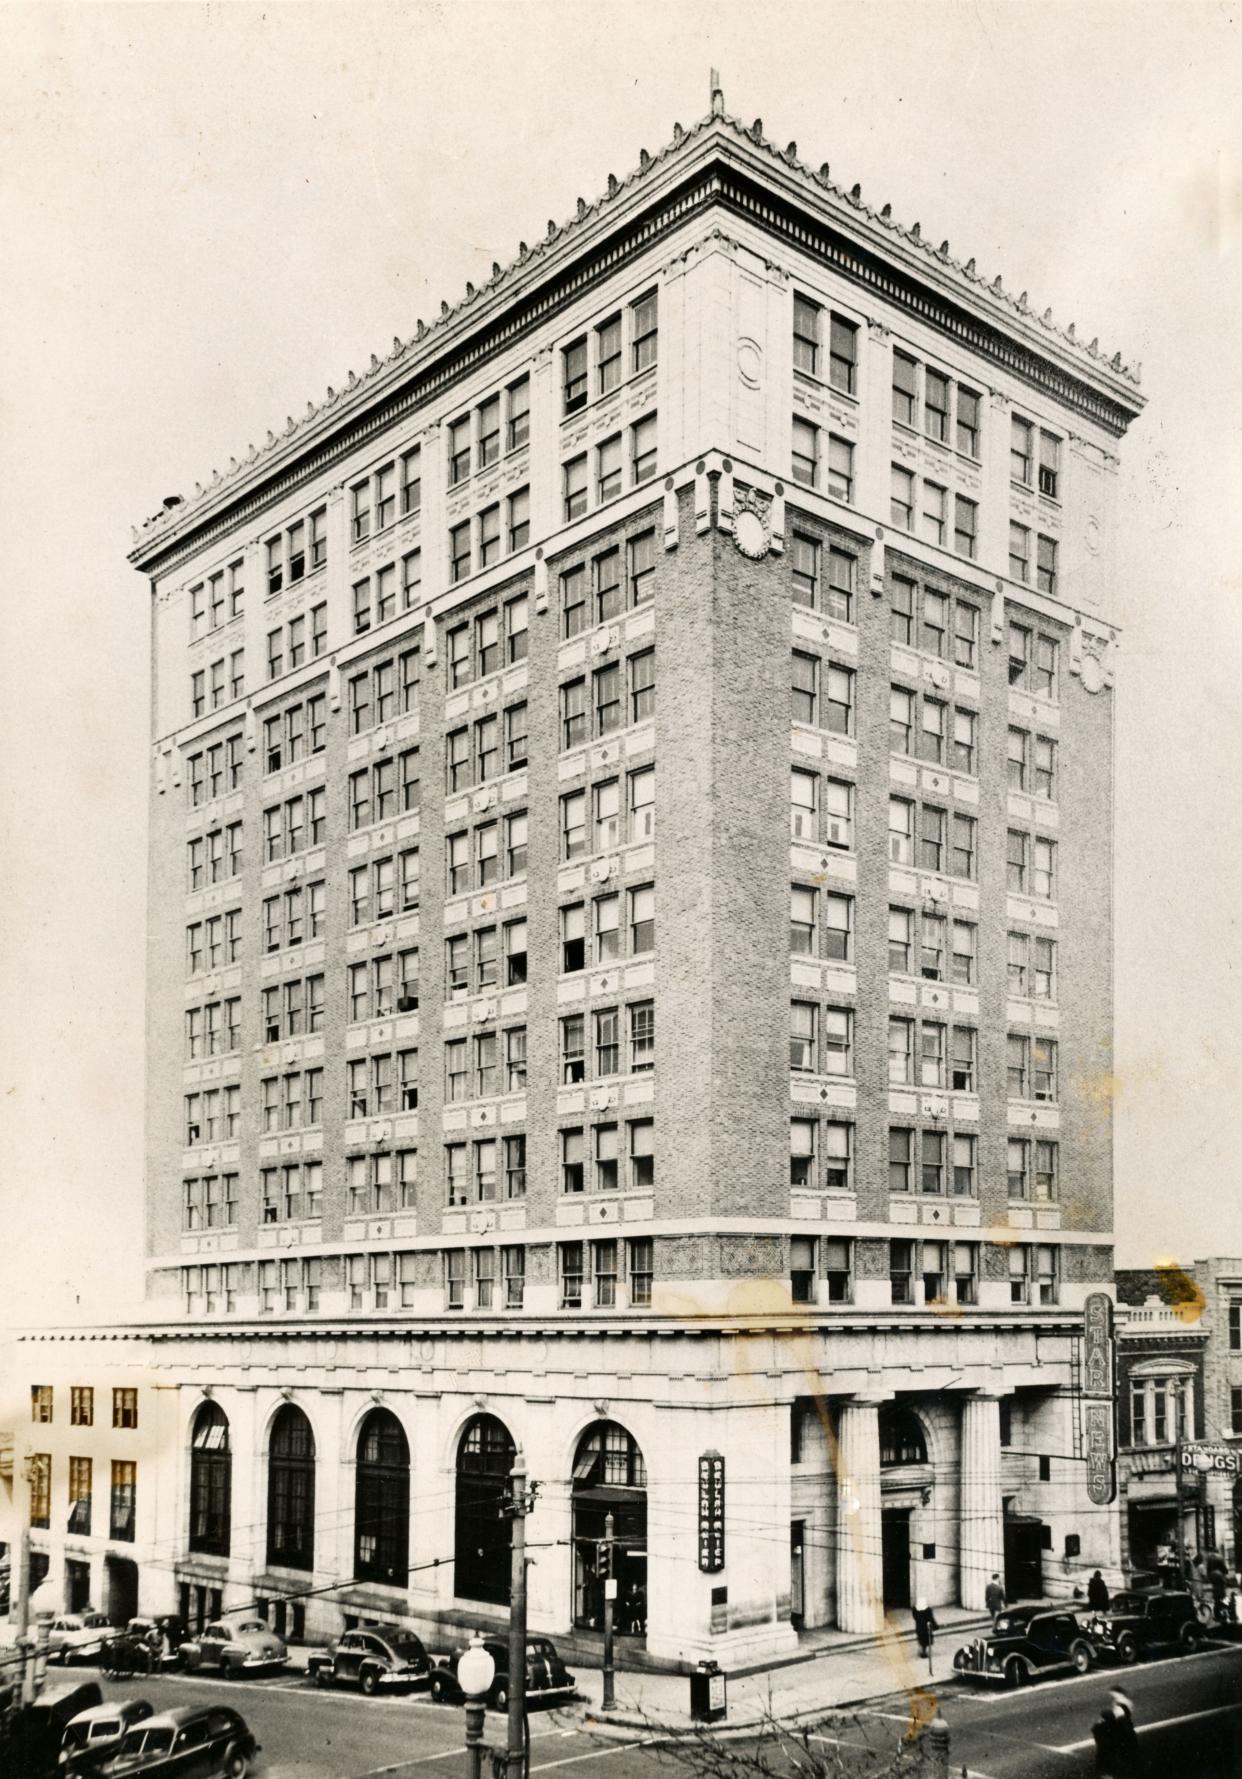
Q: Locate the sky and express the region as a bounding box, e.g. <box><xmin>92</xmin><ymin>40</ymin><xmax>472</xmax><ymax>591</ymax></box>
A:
<box><xmin>1</xmin><ymin>0</ymin><xmax>1240</xmax><ymax>1326</ymax></box>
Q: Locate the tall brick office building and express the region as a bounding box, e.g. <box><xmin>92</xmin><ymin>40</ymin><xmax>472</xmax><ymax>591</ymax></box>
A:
<box><xmin>100</xmin><ymin>90</ymin><xmax>1147</xmax><ymax>1664</ymax></box>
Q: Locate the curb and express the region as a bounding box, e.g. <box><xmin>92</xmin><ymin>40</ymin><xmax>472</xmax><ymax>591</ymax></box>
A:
<box><xmin>582</xmin><ymin>1678</ymin><xmax>958</xmax><ymax>1741</ymax></box>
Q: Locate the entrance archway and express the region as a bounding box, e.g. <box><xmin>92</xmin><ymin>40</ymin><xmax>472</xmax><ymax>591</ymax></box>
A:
<box><xmin>267</xmin><ymin>1404</ymin><xmax>315</xmax><ymax>1571</ymax></box>
<box><xmin>189</xmin><ymin>1402</ymin><xmax>232</xmax><ymax>1556</ymax></box>
<box><xmin>455</xmin><ymin>1415</ymin><xmax>514</xmax><ymax>1604</ymax></box>
<box><xmin>571</xmin><ymin>1421</ymin><xmax>647</xmax><ymax>1636</ymax></box>
<box><xmin>355</xmin><ymin>1408</ymin><xmax>410</xmax><ymax>1586</ymax></box>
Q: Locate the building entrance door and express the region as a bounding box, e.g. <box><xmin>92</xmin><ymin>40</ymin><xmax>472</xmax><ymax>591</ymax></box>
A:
<box><xmin>882</xmin><ymin>1509</ymin><xmax>912</xmax><ymax>1610</ymax></box>
<box><xmin>790</xmin><ymin>1521</ymin><xmax>805</xmax><ymax>1630</ymax></box>
<box><xmin>105</xmin><ymin>1555</ymin><xmax>139</xmax><ymax>1624</ymax></box>
<box><xmin>65</xmin><ymin>1558</ymin><xmax>91</xmax><ymax>1612</ymax></box>
<box><xmin>1004</xmin><ymin>1519</ymin><xmax>1044</xmax><ymax>1601</ymax></box>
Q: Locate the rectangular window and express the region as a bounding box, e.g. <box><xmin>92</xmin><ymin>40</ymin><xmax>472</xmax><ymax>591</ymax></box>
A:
<box><xmin>629</xmin><ymin>1236</ymin><xmax>654</xmax><ymax>1307</ymax></box>
<box><xmin>1008</xmin><ymin>1137</ymin><xmax>1030</xmax><ymax>1199</ymax></box>
<box><xmin>507</xmin><ymin>376</ymin><xmax>530</xmax><ymax>451</ymax></box>
<box><xmin>826</xmin><ymin>547</ymin><xmax>854</xmax><ymax>622</ymax></box>
<box><xmin>1034</xmin><ymin>1140</ymin><xmax>1058</xmax><ymax>1202</ymax></box>
<box><xmin>791</xmin><ymin>531</ymin><xmax>819</xmax><ymax>607</ymax></box>
<box><xmin>924</xmin><ymin>368</ymin><xmax>949</xmax><ymax>442</ymax></box>
<box><xmin>449</xmin><ymin>521</ymin><xmax>472</xmax><ymax>585</ymax></box>
<box><xmin>592</xmin><ymin>1240</ymin><xmax>618</xmax><ymax>1309</ymax></box>
<box><xmin>597</xmin><ymin>433</ymin><xmax>623</xmax><ymax>503</ymax></box>
<box><xmin>954</xmin><ymin>495</ymin><xmax>977</xmax><ymax>559</ymax></box>
<box><xmin>919</xmin><ymin>804</ymin><xmax>945</xmax><ymax>873</ymax></box>
<box><xmin>1036</xmin><ymin>534</ymin><xmax>1059</xmax><ymax>596</ymax></box>
<box><xmin>790</xmin><ymin>1236</ymin><xmax>816</xmax><ymax>1305</ymax></box>
<box><xmin>1008</xmin><ymin>1035</ymin><xmax>1030</xmax><ymax>1100</ymax></box>
<box><xmin>951</xmin><ymin>920</ymin><xmax>975</xmax><ymax>986</ymax></box>
<box><xmin>503</xmin><ymin>1245</ymin><xmax>526</xmax><ymax>1308</ymax></box>
<box><xmin>505</xmin><ymin>701</ymin><xmax>527</xmax><ymax>771</ymax></box>
<box><xmin>110</xmin><ymin>1460</ymin><xmax>137</xmax><ymax>1541</ymax></box>
<box><xmin>401</xmin><ymin>445</ymin><xmax>421</xmax><ymax>515</ymax></box>
<box><xmin>628</xmin><ymin>765</ymin><xmax>655</xmax><ymax>841</ymax></box>
<box><xmin>891</xmin><ymin>465</ymin><xmax>914</xmax><ymax>530</ymax></box>
<box><xmin>1033</xmin><ymin>935</ymin><xmax>1055</xmax><ymax>1000</ymax></box>
<box><xmin>563</xmin><ymin>454</ymin><xmax>588</xmax><ymax>521</ymax></box>
<box><xmin>922</xmin><ymin>481</ymin><xmax>947</xmax><ymax>546</ymax></box>
<box><xmin>952</xmin><ymin>707</ymin><xmax>976</xmax><ymax>774</ymax></box>
<box><xmin>478</xmin><ymin>503</ymin><xmax>500</xmax><ymax>569</ymax></box>
<box><xmin>1009</xmin><ymin>521</ymin><xmax>1030</xmax><ymax>584</ymax></box>
<box><xmin>1038</xmin><ymin>430</ymin><xmax>1061</xmax><ymax>499</ymax></box>
<box><xmin>888</xmin><ymin>906</ymin><xmax>912</xmax><ymax>974</ymax></box>
<box><xmin>951</xmin><ymin>1026</ymin><xmax>975</xmax><ymax>1092</ymax></box>
<box><xmin>793</xmin><ymin>293</ymin><xmax>821</xmax><ymax>375</ymax></box>
<box><xmin>889</xmin><ymin>1127</ymin><xmax>913</xmax><ymax>1194</ymax></box>
<box><xmin>953</xmin><ymin>1135</ymin><xmax>976</xmax><ymax>1198</ymax></box>
<box><xmin>507</xmin><ymin>486</ymin><xmax>530</xmax><ymax>554</ymax></box>
<box><xmin>956</xmin><ymin>387</ymin><xmax>980</xmax><ymax>457</ymax></box>
<box><xmin>1011</xmin><ymin>415</ymin><xmax>1034</xmax><ymax>486</ymax></box>
<box><xmin>893</xmin><ymin>352</ymin><xmax>917</xmax><ymax>427</ymax></box>
<box><xmin>824</xmin><ymin>1006</ymin><xmax>851</xmax><ymax>1077</ymax></box>
<box><xmin>791</xmin><ymin>1118</ymin><xmax>816</xmax><ymax>1189</ymax></box>
<box><xmin>791</xmin><ymin>884</ymin><xmax>817</xmax><ymax>955</ymax></box>
<box><xmin>922</xmin><ymin>1132</ymin><xmax>946</xmax><ymax>1195</ymax></box>
<box><xmin>824</xmin><ymin>893</ymin><xmax>852</xmax><ymax>963</ymax></box>
<box><xmin>825</xmin><ymin>666</ymin><xmax>853</xmax><ymax>735</ymax></box>
<box><xmin>629</xmin><ymin>1000</ymin><xmax>655</xmax><ymax>1073</ymax></box>
<box><xmin>631</xmin><ymin>413</ymin><xmax>657</xmax><ymax>483</ymax></box>
<box><xmin>888</xmin><ymin>1018</ymin><xmax>913</xmax><ymax>1086</ymax></box>
<box><xmin>1033</xmin><ymin>736</ymin><xmax>1056</xmax><ymax>801</ymax></box>
<box><xmin>1008</xmin><ymin>727</ymin><xmax>1029</xmax><ymax>791</ymax></box>
<box><xmin>824</xmin><ymin>1124</ymin><xmax>851</xmax><ymax>1193</ymax></box>
<box><xmin>630</xmin><ymin>648</ymin><xmax>655</xmax><ymax>724</ymax></box>
<box><xmin>631</xmin><ymin>290</ymin><xmax>658</xmax><ymax>372</ymax></box>
<box><xmin>1033</xmin><ymin>836</ymin><xmax>1056</xmax><ymax>900</ymax></box>
<box><xmin>829</xmin><ymin>314</ymin><xmax>858</xmax><ymax>394</ymax></box>
<box><xmin>629</xmin><ymin>884</ymin><xmax>654</xmax><ymax>954</ymax></box>
<box><xmin>562</xmin><ymin>1129</ymin><xmax>585</xmax><ymax>1195</ymax></box>
<box><xmin>1007</xmin><ymin>829</ymin><xmax>1029</xmax><ymax>893</ymax></box>
<box><xmin>560</xmin><ymin>1241</ymin><xmax>584</xmax><ymax>1308</ymax></box>
<box><xmin>791</xmin><ymin>417</ymin><xmax>818</xmax><ymax>487</ymax></box>
<box><xmin>791</xmin><ymin>769</ymin><xmax>817</xmax><ymax>841</ymax></box>
<box><xmin>70</xmin><ymin>1385</ymin><xmax>94</xmax><ymax>1426</ymax></box>
<box><xmin>890</xmin><ymin>1239</ymin><xmax>914</xmax><ymax>1305</ymax></box>
<box><xmin>628</xmin><ymin>529</ymin><xmax>656</xmax><ymax>606</ymax></box>
<box><xmin>950</xmin><ymin>813</ymin><xmax>976</xmax><ymax>880</ymax></box>
<box><xmin>448</xmin><ymin>415</ymin><xmax>472</xmax><ymax>486</ymax></box>
<box><xmin>630</xmin><ymin>1118</ymin><xmax>655</xmax><ymax>1189</ymax></box>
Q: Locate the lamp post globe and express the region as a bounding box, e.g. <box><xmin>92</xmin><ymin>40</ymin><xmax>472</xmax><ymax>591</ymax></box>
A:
<box><xmin>29</xmin><ymin>1580</ymin><xmax>59</xmax><ymax>1622</ymax></box>
<box><xmin>458</xmin><ymin>1634</ymin><xmax>496</xmax><ymax>1702</ymax></box>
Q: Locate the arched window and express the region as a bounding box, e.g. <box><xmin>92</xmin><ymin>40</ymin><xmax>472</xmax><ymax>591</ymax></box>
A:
<box><xmin>572</xmin><ymin>1421</ymin><xmax>647</xmax><ymax>1635</ymax></box>
<box><xmin>267</xmin><ymin>1404</ymin><xmax>315</xmax><ymax>1571</ymax></box>
<box><xmin>189</xmin><ymin>1402</ymin><xmax>231</xmax><ymax>1556</ymax></box>
<box><xmin>879</xmin><ymin>1405</ymin><xmax>928</xmax><ymax>1467</ymax></box>
<box><xmin>355</xmin><ymin>1409</ymin><xmax>410</xmax><ymax>1586</ymax></box>
<box><xmin>454</xmin><ymin>1415</ymin><xmax>515</xmax><ymax>1605</ymax></box>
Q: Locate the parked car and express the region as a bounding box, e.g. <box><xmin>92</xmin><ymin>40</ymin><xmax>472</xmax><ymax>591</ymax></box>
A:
<box><xmin>429</xmin><ymin>1636</ymin><xmax>575</xmax><ymax>1710</ymax></box>
<box><xmin>0</xmin><ymin>1680</ymin><xmax>104</xmax><ymax>1779</ymax></box>
<box><xmin>98</xmin><ymin>1704</ymin><xmax>257</xmax><ymax>1777</ymax></box>
<box><xmin>953</xmin><ymin>1608</ymin><xmax>1097</xmax><ymax>1686</ymax></box>
<box><xmin>59</xmin><ymin>1699</ymin><xmax>153</xmax><ymax>1774</ymax></box>
<box><xmin>308</xmin><ymin>1626</ymin><xmax>432</xmax><ymax>1694</ymax></box>
<box><xmin>180</xmin><ymin>1618</ymin><xmax>286</xmax><ymax>1676</ymax></box>
<box><xmin>1085</xmin><ymin>1589</ymin><xmax>1205</xmax><ymax>1664</ymax></box>
<box><xmin>49</xmin><ymin>1614</ymin><xmax>115</xmax><ymax>1665</ymax></box>
<box><xmin>99</xmin><ymin>1620</ymin><xmax>184</xmax><ymax>1678</ymax></box>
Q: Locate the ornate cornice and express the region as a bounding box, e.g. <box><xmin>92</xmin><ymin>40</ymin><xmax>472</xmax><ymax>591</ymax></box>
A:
<box><xmin>130</xmin><ymin>104</ymin><xmax>1144</xmax><ymax>576</ymax></box>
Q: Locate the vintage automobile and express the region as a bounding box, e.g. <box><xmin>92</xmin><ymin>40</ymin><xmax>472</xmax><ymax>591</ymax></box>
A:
<box><xmin>48</xmin><ymin>1614</ymin><xmax>116</xmax><ymax>1665</ymax></box>
<box><xmin>99</xmin><ymin>1704</ymin><xmax>257</xmax><ymax>1778</ymax></box>
<box><xmin>179</xmin><ymin>1618</ymin><xmax>287</xmax><ymax>1676</ymax></box>
<box><xmin>1084</xmin><ymin>1589</ymin><xmax>1205</xmax><ymax>1663</ymax></box>
<box><xmin>99</xmin><ymin>1619</ymin><xmax>185</xmax><ymax>1678</ymax></box>
<box><xmin>307</xmin><ymin>1626</ymin><xmax>432</xmax><ymax>1694</ymax></box>
<box><xmin>58</xmin><ymin>1698</ymin><xmax>154</xmax><ymax>1774</ymax></box>
<box><xmin>428</xmin><ymin>1636</ymin><xmax>575</xmax><ymax>1710</ymax></box>
<box><xmin>0</xmin><ymin>1680</ymin><xmax>104</xmax><ymax>1779</ymax></box>
<box><xmin>953</xmin><ymin>1608</ymin><xmax>1097</xmax><ymax>1686</ymax></box>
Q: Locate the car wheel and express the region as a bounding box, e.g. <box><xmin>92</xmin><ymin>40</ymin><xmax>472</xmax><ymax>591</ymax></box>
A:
<box><xmin>222</xmin><ymin>1747</ymin><xmax>249</xmax><ymax>1779</ymax></box>
<box><xmin>1003</xmin><ymin>1656</ymin><xmax>1027</xmax><ymax>1688</ymax></box>
<box><xmin>1181</xmin><ymin>1622</ymin><xmax>1203</xmax><ymax>1651</ymax></box>
<box><xmin>316</xmin><ymin>1663</ymin><xmax>334</xmax><ymax>1689</ymax></box>
<box><xmin>361</xmin><ymin>1667</ymin><xmax>381</xmax><ymax>1697</ymax></box>
<box><xmin>490</xmin><ymin>1683</ymin><xmax>508</xmax><ymax>1712</ymax></box>
<box><xmin>1070</xmin><ymin>1640</ymin><xmax>1093</xmax><ymax>1675</ymax></box>
<box><xmin>430</xmin><ymin>1673</ymin><xmax>449</xmax><ymax>1704</ymax></box>
<box><xmin>1117</xmin><ymin>1633</ymin><xmax>1139</xmax><ymax>1665</ymax></box>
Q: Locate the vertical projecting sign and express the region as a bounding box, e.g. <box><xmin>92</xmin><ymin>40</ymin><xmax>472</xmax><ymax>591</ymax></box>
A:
<box><xmin>698</xmin><ymin>1451</ymin><xmax>725</xmax><ymax>1573</ymax></box>
<box><xmin>1083</xmin><ymin>1292</ymin><xmax>1117</xmax><ymax>1504</ymax></box>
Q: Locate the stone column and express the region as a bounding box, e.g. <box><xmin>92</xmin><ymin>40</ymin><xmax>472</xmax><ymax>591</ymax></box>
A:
<box><xmin>835</xmin><ymin>1398</ymin><xmax>884</xmax><ymax>1634</ymax></box>
<box><xmin>959</xmin><ymin>1394</ymin><xmax>1005</xmax><ymax>1610</ymax></box>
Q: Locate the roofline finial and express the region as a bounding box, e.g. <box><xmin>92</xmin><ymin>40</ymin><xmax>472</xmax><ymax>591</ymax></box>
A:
<box><xmin>710</xmin><ymin>68</ymin><xmax>724</xmax><ymax>117</ymax></box>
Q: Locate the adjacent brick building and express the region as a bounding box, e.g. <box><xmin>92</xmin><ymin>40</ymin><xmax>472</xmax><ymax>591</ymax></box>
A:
<box><xmin>24</xmin><ymin>89</ymin><xmax>1145</xmax><ymax>1666</ymax></box>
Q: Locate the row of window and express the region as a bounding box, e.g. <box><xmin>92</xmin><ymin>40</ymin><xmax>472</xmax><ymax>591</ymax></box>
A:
<box><xmin>189</xmin><ymin>560</ymin><xmax>245</xmax><ymax>641</ymax></box>
<box><xmin>889</xmin><ymin>466</ymin><xmax>980</xmax><ymax>560</ymax></box>
<box><xmin>350</xmin><ymin>552</ymin><xmax>426</xmax><ymax>637</ymax></box>
<box><xmin>264</xmin><ymin>603</ymin><xmax>329</xmax><ymax>685</ymax></box>
<box><xmin>445</xmin><ymin>705</ymin><xmax>529</xmax><ymax>795</ymax></box>
<box><xmin>564</xmin><ymin>291</ymin><xmax>658</xmax><ymax>414</ymax></box>
<box><xmin>559</xmin><ymin>414</ymin><xmax>658</xmax><ymax>528</ymax></box>
<box><xmin>446</xmin><ymin>490</ymin><xmax>531</xmax><ymax>588</ymax></box>
<box><xmin>788</xmin><ymin>1235</ymin><xmax>1060</xmax><ymax>1307</ymax></box>
<box><xmin>28</xmin><ymin>1454</ymin><xmax>136</xmax><ymax>1540</ymax></box>
<box><xmin>190</xmin><ymin>651</ymin><xmax>245</xmax><ymax>718</ymax></box>
<box><xmin>32</xmin><ymin>1385</ymin><xmax>138</xmax><ymax>1428</ymax></box>
<box><xmin>267</xmin><ymin>509</ymin><xmax>328</xmax><ymax>594</ymax></box>
<box><xmin>559</xmin><ymin>649</ymin><xmax>654</xmax><ymax>750</ymax></box>
<box><xmin>447</xmin><ymin>380</ymin><xmax>529</xmax><ymax>488</ymax></box>
<box><xmin>347</xmin><ymin>647</ymin><xmax>423</xmax><ymax>736</ymax></box>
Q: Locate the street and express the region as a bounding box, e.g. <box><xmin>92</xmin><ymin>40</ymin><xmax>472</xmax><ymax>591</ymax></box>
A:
<box><xmin>55</xmin><ymin>1641</ymin><xmax>1242</xmax><ymax>1778</ymax></box>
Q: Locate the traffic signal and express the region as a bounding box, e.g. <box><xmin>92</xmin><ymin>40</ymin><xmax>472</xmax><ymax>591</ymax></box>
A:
<box><xmin>597</xmin><ymin>1540</ymin><xmax>611</xmax><ymax>1579</ymax></box>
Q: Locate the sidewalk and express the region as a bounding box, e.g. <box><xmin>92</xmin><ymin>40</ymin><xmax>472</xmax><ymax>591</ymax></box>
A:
<box><xmin>576</xmin><ymin>1606</ymin><xmax>990</xmax><ymax>1737</ymax></box>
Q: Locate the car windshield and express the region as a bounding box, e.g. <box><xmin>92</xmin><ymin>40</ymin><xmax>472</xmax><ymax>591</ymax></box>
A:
<box><xmin>1107</xmin><ymin>1593</ymin><xmax>1146</xmax><ymax>1613</ymax></box>
<box><xmin>528</xmin><ymin>1640</ymin><xmax>557</xmax><ymax>1658</ymax></box>
<box><xmin>390</xmin><ymin>1637</ymin><xmax>425</xmax><ymax>1660</ymax></box>
<box><xmin>992</xmin><ymin>1612</ymin><xmax>1033</xmax><ymax>1634</ymax></box>
<box><xmin>61</xmin><ymin>1724</ymin><xmax>91</xmax><ymax>1749</ymax></box>
<box><xmin>236</xmin><ymin>1620</ymin><xmax>268</xmax><ymax>1634</ymax></box>
<box><xmin>122</xmin><ymin>1727</ymin><xmax>174</xmax><ymax>1756</ymax></box>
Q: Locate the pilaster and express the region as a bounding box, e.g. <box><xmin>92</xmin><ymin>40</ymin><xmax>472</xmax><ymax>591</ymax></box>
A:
<box><xmin>835</xmin><ymin>1396</ymin><xmax>885</xmax><ymax>1633</ymax></box>
<box><xmin>958</xmin><ymin>1392</ymin><xmax>1004</xmax><ymax>1609</ymax></box>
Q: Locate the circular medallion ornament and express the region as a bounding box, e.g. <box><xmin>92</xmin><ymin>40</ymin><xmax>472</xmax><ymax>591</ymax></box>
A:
<box><xmin>734</xmin><ymin>508</ymin><xmax>768</xmax><ymax>560</ymax></box>
<box><xmin>1081</xmin><ymin>653</ymin><xmax>1104</xmax><ymax>694</ymax></box>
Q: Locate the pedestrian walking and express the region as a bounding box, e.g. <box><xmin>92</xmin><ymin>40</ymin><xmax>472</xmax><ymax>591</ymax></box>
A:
<box><xmin>1092</xmin><ymin>1687</ymin><xmax>1141</xmax><ymax>1778</ymax></box>
<box><xmin>984</xmin><ymin>1573</ymin><xmax>1006</xmax><ymax>1629</ymax></box>
<box><xmin>1087</xmin><ymin>1569</ymin><xmax>1111</xmax><ymax>1613</ymax></box>
<box><xmin>912</xmin><ymin>1596</ymin><xmax>937</xmax><ymax>1669</ymax></box>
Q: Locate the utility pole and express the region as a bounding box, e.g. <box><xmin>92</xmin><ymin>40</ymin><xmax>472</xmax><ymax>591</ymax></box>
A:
<box><xmin>14</xmin><ymin>1524</ymin><xmax>32</xmax><ymax>1707</ymax></box>
<box><xmin>505</xmin><ymin>1449</ymin><xmax>530</xmax><ymax>1779</ymax></box>
<box><xmin>1175</xmin><ymin>1435</ymin><xmax>1186</xmax><ymax>1586</ymax></box>
<box><xmin>601</xmin><ymin>1513</ymin><xmax>616</xmax><ymax>1710</ymax></box>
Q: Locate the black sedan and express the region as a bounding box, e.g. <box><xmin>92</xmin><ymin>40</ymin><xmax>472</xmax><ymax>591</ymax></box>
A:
<box><xmin>96</xmin><ymin>1704</ymin><xmax>257</xmax><ymax>1777</ymax></box>
<box><xmin>429</xmin><ymin>1636</ymin><xmax>575</xmax><ymax>1711</ymax></box>
<box><xmin>953</xmin><ymin>1607</ymin><xmax>1097</xmax><ymax>1686</ymax></box>
<box><xmin>1084</xmin><ymin>1589</ymin><xmax>1205</xmax><ymax>1663</ymax></box>
<box><xmin>307</xmin><ymin>1627</ymin><xmax>432</xmax><ymax>1694</ymax></box>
